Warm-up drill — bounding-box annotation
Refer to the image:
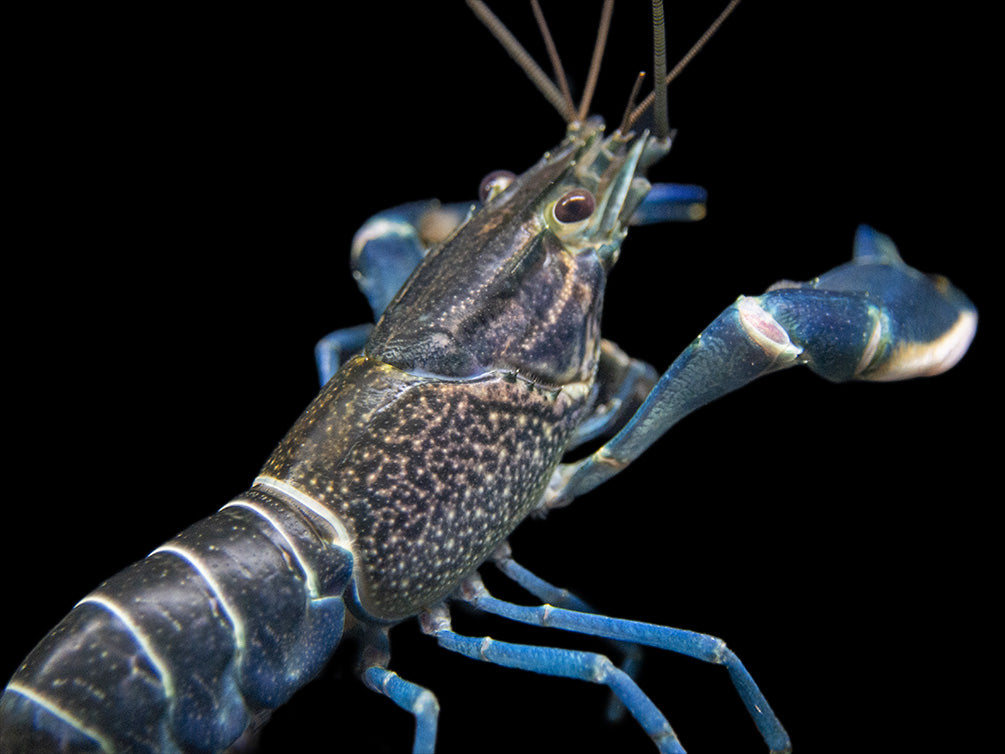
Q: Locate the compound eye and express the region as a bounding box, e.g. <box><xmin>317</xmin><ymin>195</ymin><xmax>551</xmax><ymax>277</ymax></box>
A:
<box><xmin>478</xmin><ymin>170</ymin><xmax>516</xmax><ymax>203</ymax></box>
<box><xmin>553</xmin><ymin>189</ymin><xmax>595</xmax><ymax>224</ymax></box>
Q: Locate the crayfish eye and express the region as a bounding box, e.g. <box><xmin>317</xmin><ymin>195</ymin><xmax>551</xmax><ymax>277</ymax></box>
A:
<box><xmin>553</xmin><ymin>189</ymin><xmax>595</xmax><ymax>224</ymax></box>
<box><xmin>479</xmin><ymin>170</ymin><xmax>516</xmax><ymax>202</ymax></box>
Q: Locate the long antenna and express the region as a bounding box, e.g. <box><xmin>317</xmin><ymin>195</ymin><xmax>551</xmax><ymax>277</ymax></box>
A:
<box><xmin>626</xmin><ymin>0</ymin><xmax>742</xmax><ymax>131</ymax></box>
<box><xmin>466</xmin><ymin>0</ymin><xmax>616</xmax><ymax>126</ymax></box>
<box><xmin>529</xmin><ymin>0</ymin><xmax>577</xmax><ymax>123</ymax></box>
<box><xmin>467</xmin><ymin>1</ymin><xmax>742</xmax><ymax>133</ymax></box>
<box><xmin>465</xmin><ymin>0</ymin><xmax>571</xmax><ymax>121</ymax></box>
<box><xmin>576</xmin><ymin>0</ymin><xmax>615</xmax><ymax>122</ymax></box>
<box><xmin>650</xmin><ymin>0</ymin><xmax>670</xmax><ymax>141</ymax></box>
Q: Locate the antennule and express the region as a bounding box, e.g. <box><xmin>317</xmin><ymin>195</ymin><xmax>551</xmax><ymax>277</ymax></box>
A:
<box><xmin>617</xmin><ymin>71</ymin><xmax>647</xmax><ymax>136</ymax></box>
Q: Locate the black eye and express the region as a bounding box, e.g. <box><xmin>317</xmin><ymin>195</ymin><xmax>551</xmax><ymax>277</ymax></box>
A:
<box><xmin>553</xmin><ymin>189</ymin><xmax>595</xmax><ymax>224</ymax></box>
<box><xmin>478</xmin><ymin>170</ymin><xmax>516</xmax><ymax>202</ymax></box>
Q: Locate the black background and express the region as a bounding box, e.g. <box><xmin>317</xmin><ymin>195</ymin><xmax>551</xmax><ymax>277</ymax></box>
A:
<box><xmin>4</xmin><ymin>2</ymin><xmax>993</xmax><ymax>753</ymax></box>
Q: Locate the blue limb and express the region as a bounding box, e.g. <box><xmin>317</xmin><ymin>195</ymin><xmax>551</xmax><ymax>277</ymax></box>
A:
<box><xmin>314</xmin><ymin>323</ymin><xmax>373</xmax><ymax>386</ymax></box>
<box><xmin>630</xmin><ymin>183</ymin><xmax>707</xmax><ymax>225</ymax></box>
<box><xmin>359</xmin><ymin>627</ymin><xmax>439</xmax><ymax>754</ymax></box>
<box><xmin>315</xmin><ymin>200</ymin><xmax>474</xmax><ymax>385</ymax></box>
<box><xmin>492</xmin><ymin>545</ymin><xmax>642</xmax><ymax>723</ymax></box>
<box><xmin>350</xmin><ymin>199</ymin><xmax>474</xmax><ymax>320</ymax></box>
<box><xmin>548</xmin><ymin>225</ymin><xmax>978</xmax><ymax>506</ymax></box>
<box><xmin>420</xmin><ymin>603</ymin><xmax>685</xmax><ymax>754</ymax></box>
<box><xmin>492</xmin><ymin>542</ymin><xmax>595</xmax><ymax>613</ymax></box>
<box><xmin>569</xmin><ymin>339</ymin><xmax>659</xmax><ymax>449</ymax></box>
<box><xmin>362</xmin><ymin>668</ymin><xmax>439</xmax><ymax>754</ymax></box>
<box><xmin>459</xmin><ymin>576</ymin><xmax>791</xmax><ymax>754</ymax></box>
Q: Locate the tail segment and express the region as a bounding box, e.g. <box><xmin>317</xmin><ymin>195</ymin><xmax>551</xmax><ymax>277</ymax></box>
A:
<box><xmin>0</xmin><ymin>487</ymin><xmax>353</xmax><ymax>753</ymax></box>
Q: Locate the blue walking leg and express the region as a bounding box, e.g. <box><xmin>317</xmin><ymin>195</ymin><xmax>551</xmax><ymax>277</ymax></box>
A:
<box><xmin>491</xmin><ymin>542</ymin><xmax>594</xmax><ymax>612</ymax></box>
<box><xmin>420</xmin><ymin>603</ymin><xmax>685</xmax><ymax>754</ymax></box>
<box><xmin>358</xmin><ymin>627</ymin><xmax>439</xmax><ymax>754</ymax></box>
<box><xmin>459</xmin><ymin>575</ymin><xmax>791</xmax><ymax>754</ymax></box>
<box><xmin>491</xmin><ymin>543</ymin><xmax>641</xmax><ymax>721</ymax></box>
<box><xmin>362</xmin><ymin>668</ymin><xmax>439</xmax><ymax>754</ymax></box>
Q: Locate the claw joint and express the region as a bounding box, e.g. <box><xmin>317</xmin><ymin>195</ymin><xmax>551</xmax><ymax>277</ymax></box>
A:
<box><xmin>736</xmin><ymin>296</ymin><xmax>802</xmax><ymax>366</ymax></box>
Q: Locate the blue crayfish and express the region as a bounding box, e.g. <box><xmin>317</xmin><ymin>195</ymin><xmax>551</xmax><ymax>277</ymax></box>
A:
<box><xmin>0</xmin><ymin>2</ymin><xmax>978</xmax><ymax>752</ymax></box>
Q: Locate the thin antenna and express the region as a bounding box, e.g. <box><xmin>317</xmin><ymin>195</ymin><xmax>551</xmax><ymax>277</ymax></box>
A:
<box><xmin>650</xmin><ymin>0</ymin><xmax>670</xmax><ymax>141</ymax></box>
<box><xmin>576</xmin><ymin>0</ymin><xmax>615</xmax><ymax>122</ymax></box>
<box><xmin>626</xmin><ymin>0</ymin><xmax>742</xmax><ymax>131</ymax></box>
<box><xmin>529</xmin><ymin>0</ymin><xmax>577</xmax><ymax>123</ymax></box>
<box><xmin>617</xmin><ymin>72</ymin><xmax>647</xmax><ymax>136</ymax></box>
<box><xmin>465</xmin><ymin>0</ymin><xmax>570</xmax><ymax>121</ymax></box>
<box><xmin>468</xmin><ymin>1</ymin><xmax>738</xmax><ymax>133</ymax></box>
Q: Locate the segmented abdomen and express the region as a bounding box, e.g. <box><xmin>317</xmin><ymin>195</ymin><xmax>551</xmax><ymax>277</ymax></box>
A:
<box><xmin>0</xmin><ymin>487</ymin><xmax>352</xmax><ymax>753</ymax></box>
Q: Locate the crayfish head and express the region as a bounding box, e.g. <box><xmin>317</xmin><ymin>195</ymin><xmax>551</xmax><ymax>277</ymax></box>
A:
<box><xmin>366</xmin><ymin>118</ymin><xmax>656</xmax><ymax>388</ymax></box>
<box><xmin>539</xmin><ymin>118</ymin><xmax>659</xmax><ymax>272</ymax></box>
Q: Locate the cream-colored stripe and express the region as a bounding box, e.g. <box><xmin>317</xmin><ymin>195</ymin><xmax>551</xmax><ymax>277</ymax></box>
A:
<box><xmin>3</xmin><ymin>682</ymin><xmax>113</xmax><ymax>752</ymax></box>
<box><xmin>253</xmin><ymin>475</ymin><xmax>351</xmax><ymax>546</ymax></box>
<box><xmin>151</xmin><ymin>544</ymin><xmax>246</xmax><ymax>654</ymax></box>
<box><xmin>76</xmin><ymin>594</ymin><xmax>174</xmax><ymax>700</ymax></box>
<box><xmin>220</xmin><ymin>498</ymin><xmax>320</xmax><ymax>596</ymax></box>
<box><xmin>867</xmin><ymin>309</ymin><xmax>978</xmax><ymax>381</ymax></box>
